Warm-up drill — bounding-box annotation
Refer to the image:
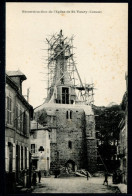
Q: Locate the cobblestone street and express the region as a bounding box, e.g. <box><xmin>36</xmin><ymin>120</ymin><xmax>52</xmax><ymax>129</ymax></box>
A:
<box><xmin>32</xmin><ymin>176</ymin><xmax>120</xmax><ymax>193</ymax></box>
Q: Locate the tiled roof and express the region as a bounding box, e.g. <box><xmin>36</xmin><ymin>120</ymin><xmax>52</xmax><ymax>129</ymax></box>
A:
<box><xmin>6</xmin><ymin>70</ymin><xmax>27</xmax><ymax>80</ymax></box>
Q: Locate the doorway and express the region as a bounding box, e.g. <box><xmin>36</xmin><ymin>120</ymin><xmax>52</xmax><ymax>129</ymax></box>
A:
<box><xmin>8</xmin><ymin>142</ymin><xmax>13</xmax><ymax>172</ymax></box>
<box><xmin>65</xmin><ymin>160</ymin><xmax>76</xmax><ymax>173</ymax></box>
<box><xmin>32</xmin><ymin>160</ymin><xmax>38</xmax><ymax>170</ymax></box>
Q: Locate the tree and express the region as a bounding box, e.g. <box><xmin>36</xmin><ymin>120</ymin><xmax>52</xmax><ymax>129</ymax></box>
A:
<box><xmin>93</xmin><ymin>104</ymin><xmax>124</xmax><ymax>171</ymax></box>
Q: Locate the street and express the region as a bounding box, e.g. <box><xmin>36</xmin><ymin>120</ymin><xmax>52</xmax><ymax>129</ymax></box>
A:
<box><xmin>32</xmin><ymin>176</ymin><xmax>120</xmax><ymax>193</ymax></box>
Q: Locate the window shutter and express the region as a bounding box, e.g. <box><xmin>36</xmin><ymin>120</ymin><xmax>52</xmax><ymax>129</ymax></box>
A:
<box><xmin>16</xmin><ymin>106</ymin><xmax>18</xmax><ymax>129</ymax></box>
<box><xmin>9</xmin><ymin>97</ymin><xmax>11</xmax><ymax>110</ymax></box>
<box><xmin>23</xmin><ymin>112</ymin><xmax>25</xmax><ymax>133</ymax></box>
<box><xmin>18</xmin><ymin>106</ymin><xmax>20</xmax><ymax>130</ymax></box>
<box><xmin>7</xmin><ymin>110</ymin><xmax>9</xmax><ymax>124</ymax></box>
<box><xmin>23</xmin><ymin>112</ymin><xmax>27</xmax><ymax>134</ymax></box>
<box><xmin>19</xmin><ymin>146</ymin><xmax>21</xmax><ymax>170</ymax></box>
<box><xmin>35</xmin><ymin>144</ymin><xmax>37</xmax><ymax>153</ymax></box>
<box><xmin>25</xmin><ymin>147</ymin><xmax>27</xmax><ymax>169</ymax></box>
<box><xmin>23</xmin><ymin>147</ymin><xmax>25</xmax><ymax>169</ymax></box>
<box><xmin>7</xmin><ymin>96</ymin><xmax>9</xmax><ymax>124</ymax></box>
<box><xmin>26</xmin><ymin>114</ymin><xmax>28</xmax><ymax>135</ymax></box>
<box><xmin>10</xmin><ymin>98</ymin><xmax>12</xmax><ymax>124</ymax></box>
<box><xmin>5</xmin><ymin>142</ymin><xmax>9</xmax><ymax>172</ymax></box>
<box><xmin>27</xmin><ymin>148</ymin><xmax>29</xmax><ymax>169</ymax></box>
<box><xmin>21</xmin><ymin>146</ymin><xmax>23</xmax><ymax>170</ymax></box>
<box><xmin>23</xmin><ymin>112</ymin><xmax>28</xmax><ymax>135</ymax></box>
<box><xmin>7</xmin><ymin>97</ymin><xmax>9</xmax><ymax>110</ymax></box>
<box><xmin>20</xmin><ymin>109</ymin><xmax>23</xmax><ymax>132</ymax></box>
<box><xmin>12</xmin><ymin>143</ymin><xmax>16</xmax><ymax>171</ymax></box>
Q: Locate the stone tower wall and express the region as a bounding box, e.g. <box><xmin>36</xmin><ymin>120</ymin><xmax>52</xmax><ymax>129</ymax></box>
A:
<box><xmin>85</xmin><ymin>115</ymin><xmax>97</xmax><ymax>173</ymax></box>
<box><xmin>41</xmin><ymin>107</ymin><xmax>87</xmax><ymax>171</ymax></box>
<box><xmin>35</xmin><ymin>104</ymin><xmax>97</xmax><ymax>173</ymax></box>
<box><xmin>55</xmin><ymin>107</ymin><xmax>86</xmax><ymax>170</ymax></box>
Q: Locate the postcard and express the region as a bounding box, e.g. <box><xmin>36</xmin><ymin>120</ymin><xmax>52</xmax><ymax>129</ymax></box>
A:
<box><xmin>5</xmin><ymin>2</ymin><xmax>128</xmax><ymax>194</ymax></box>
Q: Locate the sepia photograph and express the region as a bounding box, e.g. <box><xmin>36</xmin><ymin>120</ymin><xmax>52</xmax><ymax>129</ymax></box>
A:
<box><xmin>5</xmin><ymin>2</ymin><xmax>128</xmax><ymax>194</ymax></box>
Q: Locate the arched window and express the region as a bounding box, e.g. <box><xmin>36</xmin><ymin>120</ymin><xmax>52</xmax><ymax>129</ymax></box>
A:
<box><xmin>70</xmin><ymin>111</ymin><xmax>72</xmax><ymax>119</ymax></box>
<box><xmin>68</xmin><ymin>141</ymin><xmax>72</xmax><ymax>149</ymax></box>
<box><xmin>66</xmin><ymin>111</ymin><xmax>73</xmax><ymax>119</ymax></box>
<box><xmin>66</xmin><ymin>111</ymin><xmax>68</xmax><ymax>119</ymax></box>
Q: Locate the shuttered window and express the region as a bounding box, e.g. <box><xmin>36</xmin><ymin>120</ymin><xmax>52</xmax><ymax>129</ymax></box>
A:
<box><xmin>20</xmin><ymin>109</ymin><xmax>23</xmax><ymax>132</ymax></box>
<box><xmin>31</xmin><ymin>144</ymin><xmax>35</xmax><ymax>153</ymax></box>
<box><xmin>25</xmin><ymin>147</ymin><xmax>27</xmax><ymax>169</ymax></box>
<box><xmin>21</xmin><ymin>146</ymin><xmax>23</xmax><ymax>170</ymax></box>
<box><xmin>7</xmin><ymin>96</ymin><xmax>12</xmax><ymax>125</ymax></box>
<box><xmin>15</xmin><ymin>105</ymin><xmax>19</xmax><ymax>130</ymax></box>
<box><xmin>23</xmin><ymin>112</ymin><xmax>28</xmax><ymax>135</ymax></box>
<box><xmin>18</xmin><ymin>107</ymin><xmax>20</xmax><ymax>131</ymax></box>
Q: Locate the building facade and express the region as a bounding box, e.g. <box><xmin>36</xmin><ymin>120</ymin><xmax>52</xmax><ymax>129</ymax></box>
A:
<box><xmin>35</xmin><ymin>103</ymin><xmax>97</xmax><ymax>174</ymax></box>
<box><xmin>34</xmin><ymin>31</ymin><xmax>97</xmax><ymax>174</ymax></box>
<box><xmin>30</xmin><ymin>120</ymin><xmax>50</xmax><ymax>175</ymax></box>
<box><xmin>5</xmin><ymin>71</ymin><xmax>33</xmax><ymax>193</ymax></box>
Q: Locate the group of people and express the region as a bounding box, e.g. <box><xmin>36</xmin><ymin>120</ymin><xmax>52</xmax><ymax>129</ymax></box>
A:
<box><xmin>32</xmin><ymin>170</ymin><xmax>41</xmax><ymax>186</ymax></box>
<box><xmin>32</xmin><ymin>169</ymin><xmax>114</xmax><ymax>187</ymax></box>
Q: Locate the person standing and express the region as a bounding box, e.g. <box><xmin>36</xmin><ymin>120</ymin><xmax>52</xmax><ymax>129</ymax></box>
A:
<box><xmin>103</xmin><ymin>172</ymin><xmax>108</xmax><ymax>186</ymax></box>
<box><xmin>38</xmin><ymin>170</ymin><xmax>41</xmax><ymax>183</ymax></box>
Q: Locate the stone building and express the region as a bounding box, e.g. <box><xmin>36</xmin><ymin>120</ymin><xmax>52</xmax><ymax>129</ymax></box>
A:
<box><xmin>5</xmin><ymin>70</ymin><xmax>33</xmax><ymax>193</ymax></box>
<box><xmin>35</xmin><ymin>103</ymin><xmax>96</xmax><ymax>174</ymax></box>
<box><xmin>30</xmin><ymin>120</ymin><xmax>50</xmax><ymax>174</ymax></box>
<box><xmin>34</xmin><ymin>31</ymin><xmax>97</xmax><ymax>174</ymax></box>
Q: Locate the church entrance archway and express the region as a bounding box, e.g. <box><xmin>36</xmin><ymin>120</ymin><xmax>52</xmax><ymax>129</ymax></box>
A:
<box><xmin>65</xmin><ymin>160</ymin><xmax>76</xmax><ymax>173</ymax></box>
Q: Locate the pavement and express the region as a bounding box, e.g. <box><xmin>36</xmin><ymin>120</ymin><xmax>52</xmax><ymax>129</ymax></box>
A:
<box><xmin>91</xmin><ymin>176</ymin><xmax>127</xmax><ymax>193</ymax></box>
<box><xmin>87</xmin><ymin>176</ymin><xmax>127</xmax><ymax>193</ymax></box>
<box><xmin>15</xmin><ymin>176</ymin><xmax>127</xmax><ymax>194</ymax></box>
<box><xmin>32</xmin><ymin>176</ymin><xmax>121</xmax><ymax>193</ymax></box>
<box><xmin>109</xmin><ymin>182</ymin><xmax>127</xmax><ymax>193</ymax></box>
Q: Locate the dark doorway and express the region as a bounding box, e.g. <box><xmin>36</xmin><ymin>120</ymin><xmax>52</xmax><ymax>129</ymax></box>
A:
<box><xmin>62</xmin><ymin>87</ymin><xmax>69</xmax><ymax>104</ymax></box>
<box><xmin>16</xmin><ymin>144</ymin><xmax>20</xmax><ymax>181</ymax></box>
<box><xmin>8</xmin><ymin>142</ymin><xmax>13</xmax><ymax>172</ymax></box>
<box><xmin>32</xmin><ymin>160</ymin><xmax>38</xmax><ymax>170</ymax></box>
<box><xmin>68</xmin><ymin>141</ymin><xmax>72</xmax><ymax>149</ymax></box>
<box><xmin>65</xmin><ymin>160</ymin><xmax>75</xmax><ymax>173</ymax></box>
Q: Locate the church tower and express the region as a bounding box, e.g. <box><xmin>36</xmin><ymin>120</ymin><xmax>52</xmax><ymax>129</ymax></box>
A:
<box><xmin>46</xmin><ymin>30</ymin><xmax>77</xmax><ymax>105</ymax></box>
<box><xmin>34</xmin><ymin>30</ymin><xmax>97</xmax><ymax>174</ymax></box>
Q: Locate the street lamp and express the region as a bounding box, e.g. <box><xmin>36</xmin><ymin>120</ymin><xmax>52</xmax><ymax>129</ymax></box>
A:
<box><xmin>38</xmin><ymin>146</ymin><xmax>44</xmax><ymax>153</ymax></box>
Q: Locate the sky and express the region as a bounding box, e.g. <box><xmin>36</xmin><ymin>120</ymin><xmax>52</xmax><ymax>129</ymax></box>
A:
<box><xmin>6</xmin><ymin>3</ymin><xmax>128</xmax><ymax>108</ymax></box>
